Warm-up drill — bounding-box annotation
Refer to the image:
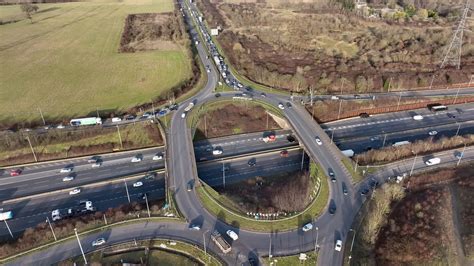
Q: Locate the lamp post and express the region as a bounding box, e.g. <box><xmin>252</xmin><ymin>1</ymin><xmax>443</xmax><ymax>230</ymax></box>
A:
<box><xmin>348</xmin><ymin>229</ymin><xmax>356</xmax><ymax>261</ymax></box>
<box><xmin>409</xmin><ymin>152</ymin><xmax>418</xmax><ymax>177</ymax></box>
<box><xmin>74</xmin><ymin>228</ymin><xmax>87</xmax><ymax>265</ymax></box>
<box><xmin>124</xmin><ymin>180</ymin><xmax>130</xmax><ymax>203</ymax></box>
<box><xmin>457</xmin><ymin>143</ymin><xmax>467</xmax><ymax>166</ymax></box>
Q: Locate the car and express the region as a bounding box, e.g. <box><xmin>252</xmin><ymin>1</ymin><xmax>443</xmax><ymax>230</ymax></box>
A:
<box><xmin>315</xmin><ymin>137</ymin><xmax>322</xmax><ymax>145</ymax></box>
<box><xmin>425</xmin><ymin>157</ymin><xmax>441</xmax><ymax>166</ymax></box>
<box><xmin>331</xmin><ymin>176</ymin><xmax>336</xmax><ymax>183</ymax></box>
<box><xmin>287</xmin><ymin>135</ymin><xmax>296</xmax><ymax>143</ymax></box>
<box><xmin>60</xmin><ymin>167</ymin><xmax>73</xmax><ymax>173</ymax></box>
<box><xmin>153</xmin><ymin>153</ymin><xmax>163</xmax><ymax>161</ymax></box>
<box><xmin>189</xmin><ymin>224</ymin><xmax>201</xmax><ymax>231</ymax></box>
<box><xmin>131</xmin><ymin>155</ymin><xmax>142</xmax><ymax>163</ymax></box>
<box><xmin>328</xmin><ymin>168</ymin><xmax>335</xmax><ymax>177</ymax></box>
<box><xmin>207</xmin><ymin>68</ymin><xmax>211</xmax><ymax>73</ymax></box>
<box><xmin>92</xmin><ymin>238</ymin><xmax>106</xmax><ymax>247</ymax></box>
<box><xmin>63</xmin><ymin>175</ymin><xmax>75</xmax><ymax>182</ymax></box>
<box><xmin>226</xmin><ymin>230</ymin><xmax>239</xmax><ymax>240</ymax></box>
<box><xmin>428</xmin><ymin>130</ymin><xmax>438</xmax><ymax>136</ymax></box>
<box><xmin>280</xmin><ymin>150</ymin><xmax>289</xmax><ymax>157</ymax></box>
<box><xmin>169</xmin><ymin>103</ymin><xmax>179</xmax><ymax>110</ymax></box>
<box><xmin>278</xmin><ymin>103</ymin><xmax>285</xmax><ymax>110</ymax></box>
<box><xmin>87</xmin><ymin>156</ymin><xmax>101</xmax><ymax>163</ymax></box>
<box><xmin>360</xmin><ymin>187</ymin><xmax>369</xmax><ymax>196</ymax></box>
<box><xmin>260</xmin><ymin>92</ymin><xmax>266</xmax><ymax>97</ymax></box>
<box><xmin>369</xmin><ymin>178</ymin><xmax>379</xmax><ymax>188</ymax></box>
<box><xmin>354</xmin><ymin>94</ymin><xmax>361</xmax><ymax>99</ymax></box>
<box><xmin>369</xmin><ymin>136</ymin><xmax>380</xmax><ymax>141</ymax></box>
<box><xmin>111</xmin><ymin>117</ymin><xmax>122</xmax><ymax>123</ymax></box>
<box><xmin>144</xmin><ymin>172</ymin><xmax>156</xmax><ymax>180</ymax></box>
<box><xmin>69</xmin><ymin>188</ymin><xmax>81</xmax><ymax>195</ymax></box>
<box><xmin>286</xmin><ymin>102</ymin><xmax>292</xmax><ymax>108</ymax></box>
<box><xmin>10</xmin><ymin>169</ymin><xmax>22</xmax><ymax>176</ymax></box>
<box><xmin>455</xmin><ymin>152</ymin><xmax>464</xmax><ymax>160</ymax></box>
<box><xmin>215</xmin><ymin>93</ymin><xmax>221</xmax><ymax>98</ymax></box>
<box><xmin>125</xmin><ymin>115</ymin><xmax>136</xmax><ymax>120</ymax></box>
<box><xmin>329</xmin><ymin>205</ymin><xmax>337</xmax><ymax>215</ymax></box>
<box><xmin>91</xmin><ymin>161</ymin><xmax>102</xmax><ymax>168</ymax></box>
<box><xmin>133</xmin><ymin>181</ymin><xmax>143</xmax><ymax>187</ymax></box>
<box><xmin>413</xmin><ymin>115</ymin><xmax>424</xmax><ymax>121</ymax></box>
<box><xmin>342</xmin><ymin>183</ymin><xmax>348</xmax><ymax>195</ymax></box>
<box><xmin>212</xmin><ymin>148</ymin><xmax>223</xmax><ymax>155</ymax></box>
<box><xmin>335</xmin><ymin>240</ymin><xmax>343</xmax><ymax>251</ymax></box>
<box><xmin>302</xmin><ymin>223</ymin><xmax>313</xmax><ymax>232</ymax></box>
<box><xmin>187</xmin><ymin>182</ymin><xmax>193</xmax><ymax>192</ymax></box>
<box><xmin>248</xmin><ymin>159</ymin><xmax>256</xmax><ymax>167</ymax></box>
<box><xmin>181</xmin><ymin>112</ymin><xmax>187</xmax><ymax>119</ymax></box>
<box><xmin>56</xmin><ymin>124</ymin><xmax>65</xmax><ymax>129</ymax></box>
<box><xmin>447</xmin><ymin>113</ymin><xmax>456</xmax><ymax>118</ymax></box>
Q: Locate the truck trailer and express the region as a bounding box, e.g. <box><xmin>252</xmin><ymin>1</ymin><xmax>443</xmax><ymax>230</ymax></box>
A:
<box><xmin>211</xmin><ymin>230</ymin><xmax>231</xmax><ymax>254</ymax></box>
<box><xmin>70</xmin><ymin>117</ymin><xmax>102</xmax><ymax>126</ymax></box>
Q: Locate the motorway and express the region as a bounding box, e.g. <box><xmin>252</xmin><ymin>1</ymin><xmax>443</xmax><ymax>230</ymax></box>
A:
<box><xmin>4</xmin><ymin>1</ymin><xmax>474</xmax><ymax>266</ymax></box>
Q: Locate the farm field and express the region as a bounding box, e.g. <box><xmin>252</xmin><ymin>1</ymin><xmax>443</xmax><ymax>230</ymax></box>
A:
<box><xmin>0</xmin><ymin>0</ymin><xmax>193</xmax><ymax>124</ymax></box>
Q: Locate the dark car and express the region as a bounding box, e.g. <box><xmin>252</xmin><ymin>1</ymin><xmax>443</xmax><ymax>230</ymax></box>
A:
<box><xmin>447</xmin><ymin>113</ymin><xmax>456</xmax><ymax>118</ymax></box>
<box><xmin>260</xmin><ymin>92</ymin><xmax>266</xmax><ymax>97</ymax></box>
<box><xmin>354</xmin><ymin>94</ymin><xmax>361</xmax><ymax>99</ymax></box>
<box><xmin>169</xmin><ymin>103</ymin><xmax>179</xmax><ymax>111</ymax></box>
<box><xmin>287</xmin><ymin>135</ymin><xmax>296</xmax><ymax>143</ymax></box>
<box><xmin>248</xmin><ymin>158</ymin><xmax>256</xmax><ymax>167</ymax></box>
<box><xmin>187</xmin><ymin>181</ymin><xmax>193</xmax><ymax>192</ymax></box>
<box><xmin>360</xmin><ymin>187</ymin><xmax>370</xmax><ymax>196</ymax></box>
<box><xmin>286</xmin><ymin>102</ymin><xmax>292</xmax><ymax>108</ymax></box>
<box><xmin>359</xmin><ymin>112</ymin><xmax>370</xmax><ymax>118</ymax></box>
<box><xmin>215</xmin><ymin>93</ymin><xmax>221</xmax><ymax>98</ymax></box>
<box><xmin>329</xmin><ymin>205</ymin><xmax>337</xmax><ymax>215</ymax></box>
<box><xmin>125</xmin><ymin>115</ymin><xmax>136</xmax><ymax>120</ymax></box>
<box><xmin>369</xmin><ymin>178</ymin><xmax>379</xmax><ymax>188</ymax></box>
<box><xmin>330</xmin><ymin>176</ymin><xmax>336</xmax><ymax>183</ymax></box>
<box><xmin>342</xmin><ymin>183</ymin><xmax>348</xmax><ymax>195</ymax></box>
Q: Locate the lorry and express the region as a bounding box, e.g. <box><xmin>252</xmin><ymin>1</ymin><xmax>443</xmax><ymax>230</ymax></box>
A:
<box><xmin>184</xmin><ymin>102</ymin><xmax>195</xmax><ymax>112</ymax></box>
<box><xmin>52</xmin><ymin>201</ymin><xmax>95</xmax><ymax>221</ymax></box>
<box><xmin>211</xmin><ymin>230</ymin><xmax>231</xmax><ymax>254</ymax></box>
<box><xmin>213</xmin><ymin>56</ymin><xmax>220</xmax><ymax>66</ymax></box>
<box><xmin>0</xmin><ymin>210</ymin><xmax>13</xmax><ymax>221</ymax></box>
<box><xmin>70</xmin><ymin>117</ymin><xmax>102</xmax><ymax>126</ymax></box>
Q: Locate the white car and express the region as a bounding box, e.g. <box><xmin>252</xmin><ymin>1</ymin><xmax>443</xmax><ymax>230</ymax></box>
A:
<box><xmin>212</xmin><ymin>149</ymin><xmax>223</xmax><ymax>155</ymax></box>
<box><xmin>181</xmin><ymin>112</ymin><xmax>187</xmax><ymax>118</ymax></box>
<box><xmin>92</xmin><ymin>238</ymin><xmax>106</xmax><ymax>247</ymax></box>
<box><xmin>131</xmin><ymin>156</ymin><xmax>142</xmax><ymax>163</ymax></box>
<box><xmin>413</xmin><ymin>115</ymin><xmax>424</xmax><ymax>121</ymax></box>
<box><xmin>91</xmin><ymin>162</ymin><xmax>102</xmax><ymax>168</ymax></box>
<box><xmin>153</xmin><ymin>154</ymin><xmax>163</xmax><ymax>161</ymax></box>
<box><xmin>226</xmin><ymin>230</ymin><xmax>239</xmax><ymax>240</ymax></box>
<box><xmin>60</xmin><ymin>167</ymin><xmax>73</xmax><ymax>173</ymax></box>
<box><xmin>133</xmin><ymin>181</ymin><xmax>143</xmax><ymax>187</ymax></box>
<box><xmin>302</xmin><ymin>223</ymin><xmax>313</xmax><ymax>232</ymax></box>
<box><xmin>315</xmin><ymin>137</ymin><xmax>322</xmax><ymax>146</ymax></box>
<box><xmin>278</xmin><ymin>103</ymin><xmax>285</xmax><ymax>110</ymax></box>
<box><xmin>112</xmin><ymin>117</ymin><xmax>122</xmax><ymax>123</ymax></box>
<box><xmin>189</xmin><ymin>224</ymin><xmax>201</xmax><ymax>231</ymax></box>
<box><xmin>425</xmin><ymin>157</ymin><xmax>441</xmax><ymax>166</ymax></box>
<box><xmin>428</xmin><ymin>130</ymin><xmax>438</xmax><ymax>136</ymax></box>
<box><xmin>56</xmin><ymin>124</ymin><xmax>65</xmax><ymax>129</ymax></box>
<box><xmin>62</xmin><ymin>176</ymin><xmax>74</xmax><ymax>182</ymax></box>
<box><xmin>69</xmin><ymin>188</ymin><xmax>81</xmax><ymax>195</ymax></box>
<box><xmin>335</xmin><ymin>240</ymin><xmax>343</xmax><ymax>251</ymax></box>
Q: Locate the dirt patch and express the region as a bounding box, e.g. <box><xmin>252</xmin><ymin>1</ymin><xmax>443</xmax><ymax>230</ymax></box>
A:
<box><xmin>198</xmin><ymin>0</ymin><xmax>473</xmax><ymax>93</ymax></box>
<box><xmin>194</xmin><ymin>102</ymin><xmax>281</xmax><ymax>140</ymax></box>
<box><xmin>217</xmin><ymin>171</ymin><xmax>312</xmax><ymax>214</ymax></box>
<box><xmin>454</xmin><ymin>173</ymin><xmax>474</xmax><ymax>259</ymax></box>
<box><xmin>120</xmin><ymin>12</ymin><xmax>185</xmax><ymax>53</ymax></box>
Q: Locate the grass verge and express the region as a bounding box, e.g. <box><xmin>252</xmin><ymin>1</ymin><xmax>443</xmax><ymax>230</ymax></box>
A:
<box><xmin>196</xmin><ymin>162</ymin><xmax>329</xmax><ymax>232</ymax></box>
<box><xmin>263</xmin><ymin>252</ymin><xmax>317</xmax><ymax>266</ymax></box>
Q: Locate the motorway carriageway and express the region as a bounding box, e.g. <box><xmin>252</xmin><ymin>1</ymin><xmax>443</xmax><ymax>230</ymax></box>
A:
<box><xmin>0</xmin><ymin>149</ymin><xmax>307</xmax><ymax>238</ymax></box>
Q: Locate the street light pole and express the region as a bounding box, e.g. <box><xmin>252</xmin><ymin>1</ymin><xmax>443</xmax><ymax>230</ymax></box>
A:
<box><xmin>46</xmin><ymin>217</ymin><xmax>57</xmax><ymax>241</ymax></box>
<box><xmin>455</xmin><ymin>122</ymin><xmax>462</xmax><ymax>136</ymax></box>
<box><xmin>457</xmin><ymin>144</ymin><xmax>467</xmax><ymax>166</ymax></box>
<box><xmin>315</xmin><ymin>227</ymin><xmax>319</xmax><ymax>251</ymax></box>
<box><xmin>409</xmin><ymin>153</ymin><xmax>418</xmax><ymax>177</ymax></box>
<box><xmin>124</xmin><ymin>180</ymin><xmax>130</xmax><ymax>203</ymax></box>
<box><xmin>4</xmin><ymin>220</ymin><xmax>13</xmax><ymax>239</ymax></box>
<box><xmin>74</xmin><ymin>228</ymin><xmax>88</xmax><ymax>265</ymax></box>
<box><xmin>300</xmin><ymin>151</ymin><xmax>305</xmax><ymax>171</ymax></box>
<box><xmin>337</xmin><ymin>99</ymin><xmax>343</xmax><ymax>120</ymax></box>
<box><xmin>453</xmin><ymin>86</ymin><xmax>461</xmax><ymax>105</ymax></box>
<box><xmin>222</xmin><ymin>159</ymin><xmax>226</xmax><ymax>188</ymax></box>
<box><xmin>25</xmin><ymin>135</ymin><xmax>38</xmax><ymax>162</ymax></box>
<box><xmin>382</xmin><ymin>133</ymin><xmax>387</xmax><ymax>148</ymax></box>
<box><xmin>396</xmin><ymin>92</ymin><xmax>402</xmax><ymax>111</ymax></box>
<box><xmin>348</xmin><ymin>229</ymin><xmax>356</xmax><ymax>261</ymax></box>
<box><xmin>144</xmin><ymin>194</ymin><xmax>151</xmax><ymax>217</ymax></box>
<box><xmin>268</xmin><ymin>234</ymin><xmax>272</xmax><ymax>259</ymax></box>
<box><xmin>116</xmin><ymin>125</ymin><xmax>123</xmax><ymax>150</ymax></box>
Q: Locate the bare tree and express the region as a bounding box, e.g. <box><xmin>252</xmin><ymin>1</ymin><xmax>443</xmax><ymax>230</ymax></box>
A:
<box><xmin>20</xmin><ymin>2</ymin><xmax>39</xmax><ymax>23</ymax></box>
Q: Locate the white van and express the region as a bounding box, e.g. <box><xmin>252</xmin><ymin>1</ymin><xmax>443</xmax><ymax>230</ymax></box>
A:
<box><xmin>425</xmin><ymin>157</ymin><xmax>441</xmax><ymax>166</ymax></box>
<box><xmin>112</xmin><ymin>117</ymin><xmax>122</xmax><ymax>123</ymax></box>
<box><xmin>413</xmin><ymin>115</ymin><xmax>424</xmax><ymax>121</ymax></box>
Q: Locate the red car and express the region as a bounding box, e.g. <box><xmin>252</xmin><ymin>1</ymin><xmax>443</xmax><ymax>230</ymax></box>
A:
<box><xmin>10</xmin><ymin>169</ymin><xmax>22</xmax><ymax>176</ymax></box>
<box><xmin>280</xmin><ymin>150</ymin><xmax>289</xmax><ymax>157</ymax></box>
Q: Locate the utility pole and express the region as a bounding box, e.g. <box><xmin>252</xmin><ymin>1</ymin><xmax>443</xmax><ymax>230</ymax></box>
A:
<box><xmin>144</xmin><ymin>193</ymin><xmax>151</xmax><ymax>217</ymax></box>
<box><xmin>340</xmin><ymin>79</ymin><xmax>345</xmax><ymax>95</ymax></box>
<box><xmin>409</xmin><ymin>153</ymin><xmax>418</xmax><ymax>177</ymax></box>
<box><xmin>4</xmin><ymin>220</ymin><xmax>13</xmax><ymax>239</ymax></box>
<box><xmin>429</xmin><ymin>74</ymin><xmax>436</xmax><ymax>90</ymax></box>
<box><xmin>25</xmin><ymin>135</ymin><xmax>38</xmax><ymax>162</ymax></box>
<box><xmin>382</xmin><ymin>133</ymin><xmax>387</xmax><ymax>148</ymax></box>
<box><xmin>266</xmin><ymin>112</ymin><xmax>269</xmax><ymax>129</ymax></box>
<box><xmin>38</xmin><ymin>107</ymin><xmax>46</xmax><ymax>126</ymax></box>
<box><xmin>222</xmin><ymin>159</ymin><xmax>226</xmax><ymax>188</ymax></box>
<box><xmin>396</xmin><ymin>92</ymin><xmax>402</xmax><ymax>111</ymax></box>
<box><xmin>457</xmin><ymin>143</ymin><xmax>467</xmax><ymax>166</ymax></box>
<box><xmin>337</xmin><ymin>99</ymin><xmax>343</xmax><ymax>120</ymax></box>
<box><xmin>203</xmin><ymin>230</ymin><xmax>209</xmax><ymax>260</ymax></box>
<box><xmin>116</xmin><ymin>125</ymin><xmax>123</xmax><ymax>150</ymax></box>
<box><xmin>456</xmin><ymin>122</ymin><xmax>462</xmax><ymax>136</ymax></box>
<box><xmin>348</xmin><ymin>229</ymin><xmax>356</xmax><ymax>261</ymax></box>
<box><xmin>74</xmin><ymin>228</ymin><xmax>87</xmax><ymax>265</ymax></box>
<box><xmin>440</xmin><ymin>0</ymin><xmax>471</xmax><ymax>69</ymax></box>
<box><xmin>387</xmin><ymin>77</ymin><xmax>392</xmax><ymax>92</ymax></box>
<box><xmin>124</xmin><ymin>180</ymin><xmax>130</xmax><ymax>203</ymax></box>
<box><xmin>453</xmin><ymin>86</ymin><xmax>461</xmax><ymax>105</ymax></box>
<box><xmin>310</xmin><ymin>87</ymin><xmax>314</xmax><ymax>106</ymax></box>
<box><xmin>46</xmin><ymin>217</ymin><xmax>57</xmax><ymax>241</ymax></box>
<box><xmin>103</xmin><ymin>214</ymin><xmax>108</xmax><ymax>225</ymax></box>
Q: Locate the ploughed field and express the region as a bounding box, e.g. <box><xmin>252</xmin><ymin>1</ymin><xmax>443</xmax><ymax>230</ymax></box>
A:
<box><xmin>0</xmin><ymin>0</ymin><xmax>193</xmax><ymax>123</ymax></box>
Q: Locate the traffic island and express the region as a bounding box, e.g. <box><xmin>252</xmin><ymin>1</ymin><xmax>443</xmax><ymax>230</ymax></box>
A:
<box><xmin>60</xmin><ymin>239</ymin><xmax>222</xmax><ymax>266</ymax></box>
<box><xmin>263</xmin><ymin>252</ymin><xmax>317</xmax><ymax>266</ymax></box>
<box><xmin>196</xmin><ymin>162</ymin><xmax>329</xmax><ymax>232</ymax></box>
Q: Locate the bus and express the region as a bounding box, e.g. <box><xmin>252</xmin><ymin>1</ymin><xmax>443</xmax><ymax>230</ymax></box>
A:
<box><xmin>427</xmin><ymin>104</ymin><xmax>448</xmax><ymax>112</ymax></box>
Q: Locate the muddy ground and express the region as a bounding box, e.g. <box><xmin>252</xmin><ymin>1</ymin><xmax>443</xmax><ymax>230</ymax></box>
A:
<box><xmin>194</xmin><ymin>102</ymin><xmax>281</xmax><ymax>140</ymax></box>
<box><xmin>198</xmin><ymin>0</ymin><xmax>473</xmax><ymax>93</ymax></box>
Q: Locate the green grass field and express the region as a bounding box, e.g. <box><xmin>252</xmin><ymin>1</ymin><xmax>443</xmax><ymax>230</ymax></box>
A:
<box><xmin>0</xmin><ymin>0</ymin><xmax>193</xmax><ymax>122</ymax></box>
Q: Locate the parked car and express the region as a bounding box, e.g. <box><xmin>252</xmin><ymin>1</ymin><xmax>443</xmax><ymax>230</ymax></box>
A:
<box><xmin>111</xmin><ymin>117</ymin><xmax>122</xmax><ymax>123</ymax></box>
<box><xmin>92</xmin><ymin>238</ymin><xmax>106</xmax><ymax>247</ymax></box>
<box><xmin>302</xmin><ymin>223</ymin><xmax>313</xmax><ymax>232</ymax></box>
<box><xmin>212</xmin><ymin>148</ymin><xmax>223</xmax><ymax>155</ymax></box>
<box><xmin>226</xmin><ymin>230</ymin><xmax>239</xmax><ymax>240</ymax></box>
